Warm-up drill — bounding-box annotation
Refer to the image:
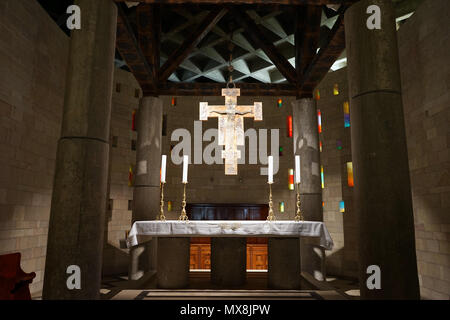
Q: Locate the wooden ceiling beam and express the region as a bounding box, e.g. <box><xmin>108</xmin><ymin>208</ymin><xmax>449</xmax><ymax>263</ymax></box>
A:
<box><xmin>231</xmin><ymin>8</ymin><xmax>297</xmax><ymax>84</ymax></box>
<box><xmin>299</xmin><ymin>11</ymin><xmax>346</xmax><ymax>97</ymax></box>
<box><xmin>116</xmin><ymin>4</ymin><xmax>156</xmax><ymax>95</ymax></box>
<box><xmin>137</xmin><ymin>4</ymin><xmax>160</xmax><ymax>80</ymax></box>
<box><xmin>295</xmin><ymin>6</ymin><xmax>322</xmax><ymax>80</ymax></box>
<box><xmin>157</xmin><ymin>82</ymin><xmax>297</xmax><ymax>96</ymax></box>
<box><xmin>158</xmin><ymin>7</ymin><xmax>228</xmax><ymax>82</ymax></box>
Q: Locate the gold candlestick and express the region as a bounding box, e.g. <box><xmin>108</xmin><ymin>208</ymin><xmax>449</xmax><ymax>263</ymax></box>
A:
<box><xmin>178</xmin><ymin>182</ymin><xmax>189</xmax><ymax>221</ymax></box>
<box><xmin>294</xmin><ymin>182</ymin><xmax>304</xmax><ymax>221</ymax></box>
<box><xmin>158</xmin><ymin>182</ymin><xmax>166</xmax><ymax>221</ymax></box>
<box><xmin>266</xmin><ymin>183</ymin><xmax>276</xmax><ymax>221</ymax></box>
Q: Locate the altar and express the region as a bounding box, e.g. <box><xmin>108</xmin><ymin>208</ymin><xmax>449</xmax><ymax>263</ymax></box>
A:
<box><xmin>126</xmin><ymin>220</ymin><xmax>333</xmax><ymax>289</ymax></box>
<box><xmin>126</xmin><ymin>220</ymin><xmax>333</xmax><ymax>250</ymax></box>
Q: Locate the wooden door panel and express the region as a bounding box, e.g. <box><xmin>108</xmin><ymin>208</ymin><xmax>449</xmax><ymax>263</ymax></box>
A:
<box><xmin>187</xmin><ymin>204</ymin><xmax>269</xmax><ymax>271</ymax></box>
<box><xmin>199</xmin><ymin>244</ymin><xmax>211</xmax><ymax>269</ymax></box>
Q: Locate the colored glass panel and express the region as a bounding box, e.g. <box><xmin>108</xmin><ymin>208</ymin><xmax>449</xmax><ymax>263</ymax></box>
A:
<box><xmin>128</xmin><ymin>165</ymin><xmax>134</xmax><ymax>187</ymax></box>
<box><xmin>317</xmin><ymin>110</ymin><xmax>322</xmax><ymax>133</ymax></box>
<box><xmin>347</xmin><ymin>162</ymin><xmax>354</xmax><ymax>187</ymax></box>
<box><xmin>321</xmin><ymin>165</ymin><xmax>324</xmax><ymax>189</ymax></box>
<box><xmin>287</xmin><ymin>116</ymin><xmax>293</xmax><ymax>138</ymax></box>
<box><xmin>336</xmin><ymin>140</ymin><xmax>342</xmax><ymax>150</ymax></box>
<box><xmin>333</xmin><ymin>84</ymin><xmax>339</xmax><ymax>95</ymax></box>
<box><xmin>339</xmin><ymin>201</ymin><xmax>345</xmax><ymax>213</ymax></box>
<box><xmin>279</xmin><ymin>202</ymin><xmax>285</xmax><ymax>213</ymax></box>
<box><xmin>314</xmin><ymin>89</ymin><xmax>320</xmax><ymax>100</ymax></box>
<box><xmin>343</xmin><ymin>101</ymin><xmax>350</xmax><ymax>127</ymax></box>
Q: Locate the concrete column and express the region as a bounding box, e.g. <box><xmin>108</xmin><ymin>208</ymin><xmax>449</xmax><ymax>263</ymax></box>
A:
<box><xmin>211</xmin><ymin>238</ymin><xmax>246</xmax><ymax>287</ymax></box>
<box><xmin>292</xmin><ymin>98</ymin><xmax>325</xmax><ymax>281</ymax></box>
<box><xmin>157</xmin><ymin>238</ymin><xmax>190</xmax><ymax>288</ymax></box>
<box><xmin>268</xmin><ymin>238</ymin><xmax>301</xmax><ymax>289</ymax></box>
<box><xmin>345</xmin><ymin>0</ymin><xmax>419</xmax><ymax>299</ymax></box>
<box><xmin>129</xmin><ymin>97</ymin><xmax>162</xmax><ymax>282</ymax></box>
<box><xmin>42</xmin><ymin>0</ymin><xmax>117</xmax><ymax>300</ymax></box>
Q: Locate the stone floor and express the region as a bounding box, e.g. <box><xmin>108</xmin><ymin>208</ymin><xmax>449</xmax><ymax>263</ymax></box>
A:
<box><xmin>30</xmin><ymin>272</ymin><xmax>360</xmax><ymax>300</ymax></box>
<box><xmin>99</xmin><ymin>272</ymin><xmax>360</xmax><ymax>300</ymax></box>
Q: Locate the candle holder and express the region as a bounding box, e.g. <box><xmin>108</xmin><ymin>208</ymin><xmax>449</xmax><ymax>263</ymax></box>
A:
<box><xmin>266</xmin><ymin>182</ymin><xmax>276</xmax><ymax>221</ymax></box>
<box><xmin>178</xmin><ymin>182</ymin><xmax>189</xmax><ymax>221</ymax></box>
<box><xmin>294</xmin><ymin>182</ymin><xmax>304</xmax><ymax>221</ymax></box>
<box><xmin>158</xmin><ymin>182</ymin><xmax>166</xmax><ymax>221</ymax></box>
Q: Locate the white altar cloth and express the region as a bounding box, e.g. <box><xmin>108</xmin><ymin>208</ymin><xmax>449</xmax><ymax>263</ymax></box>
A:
<box><xmin>126</xmin><ymin>220</ymin><xmax>334</xmax><ymax>250</ymax></box>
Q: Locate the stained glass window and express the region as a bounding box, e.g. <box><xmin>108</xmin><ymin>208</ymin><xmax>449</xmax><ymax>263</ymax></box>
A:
<box><xmin>347</xmin><ymin>162</ymin><xmax>354</xmax><ymax>187</ymax></box>
<box><xmin>321</xmin><ymin>165</ymin><xmax>324</xmax><ymax>189</ymax></box>
<box><xmin>333</xmin><ymin>84</ymin><xmax>339</xmax><ymax>95</ymax></box>
<box><xmin>317</xmin><ymin>110</ymin><xmax>322</xmax><ymax>133</ymax></box>
<box><xmin>343</xmin><ymin>102</ymin><xmax>350</xmax><ymax>127</ymax></box>
<box><xmin>287</xmin><ymin>116</ymin><xmax>293</xmax><ymax>138</ymax></box>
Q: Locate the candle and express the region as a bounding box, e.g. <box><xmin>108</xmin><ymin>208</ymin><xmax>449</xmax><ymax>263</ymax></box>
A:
<box><xmin>268</xmin><ymin>156</ymin><xmax>273</xmax><ymax>184</ymax></box>
<box><xmin>182</xmin><ymin>155</ymin><xmax>189</xmax><ymax>183</ymax></box>
<box><xmin>295</xmin><ymin>155</ymin><xmax>301</xmax><ymax>184</ymax></box>
<box><xmin>161</xmin><ymin>155</ymin><xmax>167</xmax><ymax>183</ymax></box>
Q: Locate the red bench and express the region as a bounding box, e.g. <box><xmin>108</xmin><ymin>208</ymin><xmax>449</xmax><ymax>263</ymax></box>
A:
<box><xmin>0</xmin><ymin>253</ymin><xmax>36</xmax><ymax>300</ymax></box>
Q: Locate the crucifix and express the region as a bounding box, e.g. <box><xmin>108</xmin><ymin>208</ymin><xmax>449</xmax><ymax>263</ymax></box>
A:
<box><xmin>200</xmin><ymin>87</ymin><xmax>262</xmax><ymax>175</ymax></box>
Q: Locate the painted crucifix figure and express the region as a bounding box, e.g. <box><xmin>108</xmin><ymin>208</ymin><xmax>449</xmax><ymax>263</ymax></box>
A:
<box><xmin>200</xmin><ymin>87</ymin><xmax>262</xmax><ymax>175</ymax></box>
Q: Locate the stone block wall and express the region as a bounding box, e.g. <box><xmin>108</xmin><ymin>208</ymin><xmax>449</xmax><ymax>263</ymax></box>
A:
<box><xmin>0</xmin><ymin>0</ymin><xmax>142</xmax><ymax>291</ymax></box>
<box><xmin>102</xmin><ymin>69</ymin><xmax>140</xmax><ymax>276</ymax></box>
<box><xmin>0</xmin><ymin>0</ymin><xmax>69</xmax><ymax>294</ymax></box>
<box><xmin>398</xmin><ymin>0</ymin><xmax>450</xmax><ymax>300</ymax></box>
<box><xmin>160</xmin><ymin>95</ymin><xmax>296</xmax><ymax>220</ymax></box>
<box><xmin>316</xmin><ymin>68</ymin><xmax>358</xmax><ymax>279</ymax></box>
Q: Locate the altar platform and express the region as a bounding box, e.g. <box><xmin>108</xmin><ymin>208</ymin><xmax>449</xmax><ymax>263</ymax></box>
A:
<box><xmin>126</xmin><ymin>220</ymin><xmax>333</xmax><ymax>290</ymax></box>
<box><xmin>126</xmin><ymin>220</ymin><xmax>334</xmax><ymax>250</ymax></box>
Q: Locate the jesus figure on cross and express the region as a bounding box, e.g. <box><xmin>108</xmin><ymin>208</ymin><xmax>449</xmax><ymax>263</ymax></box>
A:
<box><xmin>200</xmin><ymin>87</ymin><xmax>262</xmax><ymax>175</ymax></box>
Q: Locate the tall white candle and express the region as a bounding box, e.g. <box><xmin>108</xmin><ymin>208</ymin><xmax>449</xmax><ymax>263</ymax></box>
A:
<box><xmin>182</xmin><ymin>155</ymin><xmax>189</xmax><ymax>183</ymax></box>
<box><xmin>295</xmin><ymin>155</ymin><xmax>301</xmax><ymax>184</ymax></box>
<box><xmin>161</xmin><ymin>155</ymin><xmax>167</xmax><ymax>183</ymax></box>
<box><xmin>268</xmin><ymin>156</ymin><xmax>273</xmax><ymax>184</ymax></box>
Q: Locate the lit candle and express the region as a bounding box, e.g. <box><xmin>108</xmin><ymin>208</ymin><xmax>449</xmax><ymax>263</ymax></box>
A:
<box><xmin>182</xmin><ymin>155</ymin><xmax>188</xmax><ymax>183</ymax></box>
<box><xmin>161</xmin><ymin>155</ymin><xmax>167</xmax><ymax>183</ymax></box>
<box><xmin>295</xmin><ymin>155</ymin><xmax>301</xmax><ymax>184</ymax></box>
<box><xmin>268</xmin><ymin>156</ymin><xmax>273</xmax><ymax>184</ymax></box>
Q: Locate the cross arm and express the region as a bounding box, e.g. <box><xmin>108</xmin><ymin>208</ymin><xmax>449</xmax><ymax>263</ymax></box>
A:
<box><xmin>199</xmin><ymin>103</ymin><xmax>228</xmax><ymax>120</ymax></box>
<box><xmin>236</xmin><ymin>103</ymin><xmax>263</xmax><ymax>120</ymax></box>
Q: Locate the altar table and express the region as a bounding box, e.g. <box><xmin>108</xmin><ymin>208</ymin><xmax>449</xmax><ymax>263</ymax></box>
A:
<box><xmin>126</xmin><ymin>220</ymin><xmax>334</xmax><ymax>250</ymax></box>
<box><xmin>126</xmin><ymin>220</ymin><xmax>333</xmax><ymax>289</ymax></box>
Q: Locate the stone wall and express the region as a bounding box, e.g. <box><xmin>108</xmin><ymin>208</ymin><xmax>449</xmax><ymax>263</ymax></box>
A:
<box><xmin>102</xmin><ymin>69</ymin><xmax>140</xmax><ymax>276</ymax></box>
<box><xmin>316</xmin><ymin>0</ymin><xmax>450</xmax><ymax>298</ymax></box>
<box><xmin>0</xmin><ymin>0</ymin><xmax>69</xmax><ymax>294</ymax></box>
<box><xmin>0</xmin><ymin>0</ymin><xmax>141</xmax><ymax>292</ymax></box>
<box><xmin>160</xmin><ymin>95</ymin><xmax>297</xmax><ymax>220</ymax></box>
<box><xmin>398</xmin><ymin>0</ymin><xmax>450</xmax><ymax>300</ymax></box>
<box><xmin>316</xmin><ymin>68</ymin><xmax>358</xmax><ymax>279</ymax></box>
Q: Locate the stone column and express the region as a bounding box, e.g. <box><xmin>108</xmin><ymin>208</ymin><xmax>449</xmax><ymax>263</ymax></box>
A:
<box><xmin>268</xmin><ymin>238</ymin><xmax>301</xmax><ymax>289</ymax></box>
<box><xmin>211</xmin><ymin>238</ymin><xmax>246</xmax><ymax>287</ymax></box>
<box><xmin>345</xmin><ymin>0</ymin><xmax>419</xmax><ymax>299</ymax></box>
<box><xmin>129</xmin><ymin>97</ymin><xmax>162</xmax><ymax>282</ymax></box>
<box><xmin>42</xmin><ymin>0</ymin><xmax>117</xmax><ymax>300</ymax></box>
<box><xmin>292</xmin><ymin>98</ymin><xmax>325</xmax><ymax>281</ymax></box>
